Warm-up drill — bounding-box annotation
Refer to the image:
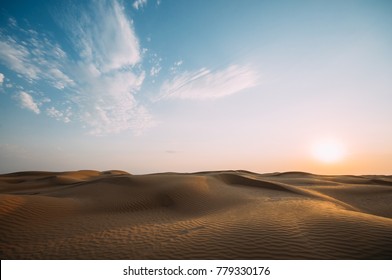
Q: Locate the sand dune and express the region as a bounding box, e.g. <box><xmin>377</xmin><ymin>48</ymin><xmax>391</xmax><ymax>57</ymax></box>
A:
<box><xmin>0</xmin><ymin>170</ymin><xmax>392</xmax><ymax>259</ymax></box>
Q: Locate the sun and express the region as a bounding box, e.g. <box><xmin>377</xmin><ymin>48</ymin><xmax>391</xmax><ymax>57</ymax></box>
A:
<box><xmin>311</xmin><ymin>138</ymin><xmax>346</xmax><ymax>164</ymax></box>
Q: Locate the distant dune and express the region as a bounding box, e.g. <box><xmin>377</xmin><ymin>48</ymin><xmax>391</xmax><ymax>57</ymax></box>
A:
<box><xmin>1</xmin><ymin>170</ymin><xmax>392</xmax><ymax>259</ymax></box>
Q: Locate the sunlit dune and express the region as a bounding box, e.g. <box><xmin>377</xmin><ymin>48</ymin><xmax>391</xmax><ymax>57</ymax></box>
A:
<box><xmin>1</xmin><ymin>170</ymin><xmax>392</xmax><ymax>259</ymax></box>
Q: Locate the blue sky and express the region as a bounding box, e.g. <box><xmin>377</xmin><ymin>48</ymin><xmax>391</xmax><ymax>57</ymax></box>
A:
<box><xmin>1</xmin><ymin>0</ymin><xmax>392</xmax><ymax>174</ymax></box>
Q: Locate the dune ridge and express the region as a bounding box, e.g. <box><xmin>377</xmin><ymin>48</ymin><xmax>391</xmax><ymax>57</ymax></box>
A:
<box><xmin>1</xmin><ymin>170</ymin><xmax>392</xmax><ymax>259</ymax></box>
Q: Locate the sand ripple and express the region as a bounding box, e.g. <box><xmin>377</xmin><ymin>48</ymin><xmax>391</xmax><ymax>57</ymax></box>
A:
<box><xmin>0</xmin><ymin>170</ymin><xmax>391</xmax><ymax>259</ymax></box>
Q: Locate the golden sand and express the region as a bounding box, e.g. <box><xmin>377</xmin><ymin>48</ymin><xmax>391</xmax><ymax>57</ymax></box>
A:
<box><xmin>1</xmin><ymin>170</ymin><xmax>391</xmax><ymax>259</ymax></box>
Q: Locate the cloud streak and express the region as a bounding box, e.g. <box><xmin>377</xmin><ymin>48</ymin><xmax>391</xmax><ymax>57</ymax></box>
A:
<box><xmin>157</xmin><ymin>65</ymin><xmax>259</xmax><ymax>100</ymax></box>
<box><xmin>46</xmin><ymin>107</ymin><xmax>71</xmax><ymax>123</ymax></box>
<box><xmin>0</xmin><ymin>40</ymin><xmax>40</xmax><ymax>80</ymax></box>
<box><xmin>17</xmin><ymin>91</ymin><xmax>40</xmax><ymax>114</ymax></box>
<box><xmin>0</xmin><ymin>28</ymin><xmax>74</xmax><ymax>88</ymax></box>
<box><xmin>133</xmin><ymin>0</ymin><xmax>148</xmax><ymax>10</ymax></box>
<box><xmin>67</xmin><ymin>0</ymin><xmax>141</xmax><ymax>73</ymax></box>
<box><xmin>61</xmin><ymin>0</ymin><xmax>151</xmax><ymax>134</ymax></box>
<box><xmin>0</xmin><ymin>0</ymin><xmax>154</xmax><ymax>135</ymax></box>
<box><xmin>0</xmin><ymin>1</ymin><xmax>259</xmax><ymax>135</ymax></box>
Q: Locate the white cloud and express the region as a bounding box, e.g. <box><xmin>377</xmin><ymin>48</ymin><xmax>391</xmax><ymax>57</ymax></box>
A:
<box><xmin>148</xmin><ymin>52</ymin><xmax>162</xmax><ymax>77</ymax></box>
<box><xmin>46</xmin><ymin>107</ymin><xmax>71</xmax><ymax>123</ymax></box>
<box><xmin>169</xmin><ymin>60</ymin><xmax>183</xmax><ymax>74</ymax></box>
<box><xmin>0</xmin><ymin>73</ymin><xmax>4</xmax><ymax>84</ymax></box>
<box><xmin>62</xmin><ymin>0</ymin><xmax>151</xmax><ymax>134</ymax></box>
<box><xmin>0</xmin><ymin>40</ymin><xmax>40</xmax><ymax>80</ymax></box>
<box><xmin>17</xmin><ymin>91</ymin><xmax>40</xmax><ymax>114</ymax></box>
<box><xmin>150</xmin><ymin>66</ymin><xmax>161</xmax><ymax>77</ymax></box>
<box><xmin>0</xmin><ymin>28</ymin><xmax>74</xmax><ymax>88</ymax></box>
<box><xmin>157</xmin><ymin>65</ymin><xmax>259</xmax><ymax>100</ymax></box>
<box><xmin>49</xmin><ymin>68</ymin><xmax>75</xmax><ymax>89</ymax></box>
<box><xmin>0</xmin><ymin>0</ymin><xmax>154</xmax><ymax>135</ymax></box>
<box><xmin>133</xmin><ymin>0</ymin><xmax>147</xmax><ymax>10</ymax></box>
<box><xmin>103</xmin><ymin>2</ymin><xmax>141</xmax><ymax>70</ymax></box>
<box><xmin>68</xmin><ymin>0</ymin><xmax>141</xmax><ymax>73</ymax></box>
<box><xmin>78</xmin><ymin>69</ymin><xmax>152</xmax><ymax>135</ymax></box>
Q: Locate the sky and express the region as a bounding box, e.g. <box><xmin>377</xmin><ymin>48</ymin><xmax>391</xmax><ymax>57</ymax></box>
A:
<box><xmin>0</xmin><ymin>0</ymin><xmax>391</xmax><ymax>175</ymax></box>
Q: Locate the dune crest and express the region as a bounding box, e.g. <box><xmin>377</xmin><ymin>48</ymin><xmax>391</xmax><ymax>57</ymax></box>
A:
<box><xmin>0</xmin><ymin>170</ymin><xmax>391</xmax><ymax>259</ymax></box>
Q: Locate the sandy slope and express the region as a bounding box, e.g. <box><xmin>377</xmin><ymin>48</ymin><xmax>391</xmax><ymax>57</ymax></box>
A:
<box><xmin>0</xmin><ymin>170</ymin><xmax>392</xmax><ymax>259</ymax></box>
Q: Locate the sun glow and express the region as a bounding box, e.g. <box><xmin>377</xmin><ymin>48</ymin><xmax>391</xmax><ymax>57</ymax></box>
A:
<box><xmin>312</xmin><ymin>138</ymin><xmax>346</xmax><ymax>164</ymax></box>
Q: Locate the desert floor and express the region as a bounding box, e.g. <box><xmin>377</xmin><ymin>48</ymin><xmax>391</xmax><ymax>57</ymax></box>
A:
<box><xmin>1</xmin><ymin>170</ymin><xmax>391</xmax><ymax>259</ymax></box>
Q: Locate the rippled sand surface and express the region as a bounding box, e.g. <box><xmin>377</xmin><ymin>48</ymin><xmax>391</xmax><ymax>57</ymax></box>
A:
<box><xmin>1</xmin><ymin>170</ymin><xmax>392</xmax><ymax>259</ymax></box>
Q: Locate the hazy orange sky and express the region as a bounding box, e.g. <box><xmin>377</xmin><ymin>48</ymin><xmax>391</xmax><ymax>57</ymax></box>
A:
<box><xmin>0</xmin><ymin>0</ymin><xmax>391</xmax><ymax>175</ymax></box>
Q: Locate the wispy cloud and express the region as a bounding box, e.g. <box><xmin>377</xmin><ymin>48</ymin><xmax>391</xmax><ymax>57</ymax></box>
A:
<box><xmin>0</xmin><ymin>39</ymin><xmax>40</xmax><ymax>80</ymax></box>
<box><xmin>63</xmin><ymin>0</ymin><xmax>151</xmax><ymax>134</ymax></box>
<box><xmin>0</xmin><ymin>0</ymin><xmax>154</xmax><ymax>135</ymax></box>
<box><xmin>133</xmin><ymin>0</ymin><xmax>148</xmax><ymax>10</ymax></box>
<box><xmin>0</xmin><ymin>73</ymin><xmax>4</xmax><ymax>85</ymax></box>
<box><xmin>49</xmin><ymin>68</ymin><xmax>74</xmax><ymax>90</ymax></box>
<box><xmin>157</xmin><ymin>65</ymin><xmax>259</xmax><ymax>100</ymax></box>
<box><xmin>0</xmin><ymin>28</ymin><xmax>74</xmax><ymax>88</ymax></box>
<box><xmin>46</xmin><ymin>107</ymin><xmax>72</xmax><ymax>123</ymax></box>
<box><xmin>16</xmin><ymin>91</ymin><xmax>40</xmax><ymax>114</ymax></box>
<box><xmin>67</xmin><ymin>0</ymin><xmax>141</xmax><ymax>73</ymax></box>
<box><xmin>150</xmin><ymin>66</ymin><xmax>161</xmax><ymax>77</ymax></box>
<box><xmin>169</xmin><ymin>60</ymin><xmax>183</xmax><ymax>74</ymax></box>
<box><xmin>148</xmin><ymin>52</ymin><xmax>162</xmax><ymax>80</ymax></box>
